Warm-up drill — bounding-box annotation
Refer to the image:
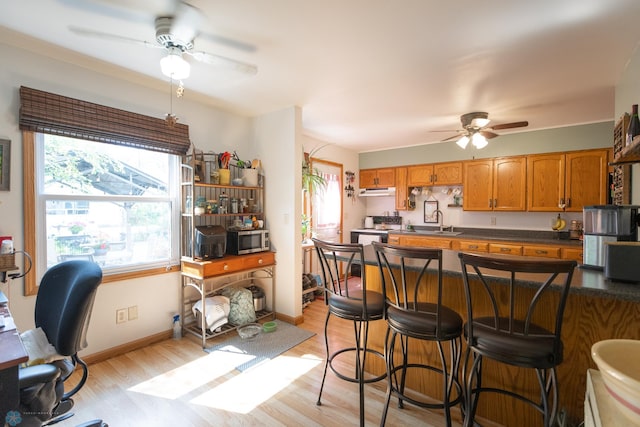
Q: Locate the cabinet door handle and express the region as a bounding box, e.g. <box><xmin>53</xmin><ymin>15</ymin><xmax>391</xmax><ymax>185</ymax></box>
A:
<box><xmin>489</xmin><ymin>199</ymin><xmax>493</xmax><ymax>208</ymax></box>
<box><xmin>536</xmin><ymin>250</ymin><xmax>548</xmax><ymax>255</ymax></box>
<box><xmin>468</xmin><ymin>245</ymin><xmax>479</xmax><ymax>250</ymax></box>
<box><xmin>567</xmin><ymin>198</ymin><xmax>571</xmax><ymax>207</ymax></box>
<box><xmin>500</xmin><ymin>247</ymin><xmax>511</xmax><ymax>252</ymax></box>
<box><xmin>433</xmin><ymin>174</ymin><xmax>437</xmax><ymax>183</ymax></box>
<box><xmin>258</xmin><ymin>258</ymin><xmax>263</xmax><ymax>264</ymax></box>
<box><xmin>223</xmin><ymin>264</ymin><xmax>229</xmax><ymax>270</ymax></box>
<box><xmin>494</xmin><ymin>199</ymin><xmax>497</xmax><ymax>208</ymax></box>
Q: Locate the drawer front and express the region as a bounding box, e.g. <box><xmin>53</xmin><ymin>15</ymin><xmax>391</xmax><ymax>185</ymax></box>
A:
<box><xmin>400</xmin><ymin>235</ymin><xmax>452</xmax><ymax>249</ymax></box>
<box><xmin>561</xmin><ymin>247</ymin><xmax>584</xmax><ymax>263</ymax></box>
<box><xmin>523</xmin><ymin>245</ymin><xmax>561</xmax><ymax>258</ymax></box>
<box><xmin>183</xmin><ymin>252</ymin><xmax>276</xmax><ymax>279</ymax></box>
<box><xmin>388</xmin><ymin>235</ymin><xmax>401</xmax><ymax>245</ymax></box>
<box><xmin>457</xmin><ymin>240</ymin><xmax>489</xmax><ymax>253</ymax></box>
<box><xmin>489</xmin><ymin>243</ymin><xmax>523</xmax><ymax>256</ymax></box>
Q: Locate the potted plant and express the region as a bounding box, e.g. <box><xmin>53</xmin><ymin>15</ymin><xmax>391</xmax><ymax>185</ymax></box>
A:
<box><xmin>302</xmin><ymin>145</ymin><xmax>328</xmax><ymax>194</ymax></box>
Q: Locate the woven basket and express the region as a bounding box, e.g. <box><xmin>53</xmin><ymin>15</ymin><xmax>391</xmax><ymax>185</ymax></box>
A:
<box><xmin>0</xmin><ymin>253</ymin><xmax>16</xmax><ymax>270</ymax></box>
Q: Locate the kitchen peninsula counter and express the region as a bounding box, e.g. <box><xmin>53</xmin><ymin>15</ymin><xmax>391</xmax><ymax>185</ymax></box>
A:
<box><xmin>342</xmin><ymin>246</ymin><xmax>640</xmax><ymax>426</ymax></box>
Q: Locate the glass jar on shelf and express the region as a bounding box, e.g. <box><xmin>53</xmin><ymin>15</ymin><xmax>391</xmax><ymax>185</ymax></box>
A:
<box><xmin>219</xmin><ymin>193</ymin><xmax>229</xmax><ymax>214</ymax></box>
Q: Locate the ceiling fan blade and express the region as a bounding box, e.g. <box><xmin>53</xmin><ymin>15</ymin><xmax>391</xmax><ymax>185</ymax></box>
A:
<box><xmin>489</xmin><ymin>121</ymin><xmax>529</xmax><ymax>131</ymax></box>
<box><xmin>170</xmin><ymin>2</ymin><xmax>203</xmax><ymax>44</ymax></box>
<box><xmin>441</xmin><ymin>133</ymin><xmax>464</xmax><ymax>142</ymax></box>
<box><xmin>480</xmin><ymin>131</ymin><xmax>499</xmax><ymax>139</ymax></box>
<box><xmin>187</xmin><ymin>50</ymin><xmax>258</xmax><ymax>75</ymax></box>
<box><xmin>69</xmin><ymin>26</ymin><xmax>161</xmax><ymax>49</ymax></box>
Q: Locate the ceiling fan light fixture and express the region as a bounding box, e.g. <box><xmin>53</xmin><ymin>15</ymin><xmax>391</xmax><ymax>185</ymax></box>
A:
<box><xmin>456</xmin><ymin>135</ymin><xmax>470</xmax><ymax>149</ymax></box>
<box><xmin>472</xmin><ymin>132</ymin><xmax>488</xmax><ymax>149</ymax></box>
<box><xmin>160</xmin><ymin>48</ymin><xmax>190</xmax><ymax>80</ymax></box>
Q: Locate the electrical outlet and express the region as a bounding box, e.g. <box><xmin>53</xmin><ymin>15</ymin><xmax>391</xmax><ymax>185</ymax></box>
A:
<box><xmin>128</xmin><ymin>305</ymin><xmax>138</xmax><ymax>321</ymax></box>
<box><xmin>116</xmin><ymin>308</ymin><xmax>127</xmax><ymax>324</ymax></box>
<box><xmin>490</xmin><ymin>217</ymin><xmax>497</xmax><ymax>226</ymax></box>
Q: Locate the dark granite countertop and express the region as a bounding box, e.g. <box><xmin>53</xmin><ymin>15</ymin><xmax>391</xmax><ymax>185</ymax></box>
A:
<box><xmin>389</xmin><ymin>227</ymin><xmax>583</xmax><ymax>247</ymax></box>
<box><xmin>352</xmin><ymin>246</ymin><xmax>640</xmax><ymax>302</ymax></box>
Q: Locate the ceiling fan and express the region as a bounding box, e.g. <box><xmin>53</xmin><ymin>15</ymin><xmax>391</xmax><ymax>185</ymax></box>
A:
<box><xmin>440</xmin><ymin>112</ymin><xmax>529</xmax><ymax>149</ymax></box>
<box><xmin>68</xmin><ymin>0</ymin><xmax>257</xmax><ymax>80</ymax></box>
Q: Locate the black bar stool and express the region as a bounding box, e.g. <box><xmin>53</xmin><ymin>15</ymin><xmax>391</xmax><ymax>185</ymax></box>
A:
<box><xmin>458</xmin><ymin>252</ymin><xmax>576</xmax><ymax>427</ymax></box>
<box><xmin>373</xmin><ymin>242</ymin><xmax>463</xmax><ymax>427</ymax></box>
<box><xmin>312</xmin><ymin>238</ymin><xmax>386</xmax><ymax>427</ymax></box>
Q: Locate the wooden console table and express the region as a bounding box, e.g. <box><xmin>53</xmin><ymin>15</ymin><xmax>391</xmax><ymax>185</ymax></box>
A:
<box><xmin>181</xmin><ymin>252</ymin><xmax>276</xmax><ymax>348</ymax></box>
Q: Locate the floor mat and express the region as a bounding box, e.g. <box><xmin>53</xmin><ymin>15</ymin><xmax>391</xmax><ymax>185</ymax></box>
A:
<box><xmin>204</xmin><ymin>320</ymin><xmax>316</xmax><ymax>372</ymax></box>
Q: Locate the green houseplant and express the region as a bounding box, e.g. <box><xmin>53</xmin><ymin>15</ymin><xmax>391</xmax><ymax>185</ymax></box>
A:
<box><xmin>302</xmin><ymin>146</ymin><xmax>328</xmax><ymax>194</ymax></box>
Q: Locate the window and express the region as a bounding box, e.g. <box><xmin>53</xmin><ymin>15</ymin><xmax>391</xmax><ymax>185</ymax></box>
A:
<box><xmin>20</xmin><ymin>86</ymin><xmax>191</xmax><ymax>295</ymax></box>
<box><xmin>36</xmin><ymin>134</ymin><xmax>180</xmax><ymax>274</ymax></box>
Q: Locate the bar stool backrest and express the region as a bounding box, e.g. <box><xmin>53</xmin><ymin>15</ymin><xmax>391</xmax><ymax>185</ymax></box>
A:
<box><xmin>312</xmin><ymin>238</ymin><xmax>369</xmax><ymax>314</ymax></box>
<box><xmin>373</xmin><ymin>242</ymin><xmax>447</xmax><ymax>337</ymax></box>
<box><xmin>458</xmin><ymin>252</ymin><xmax>577</xmax><ymax>362</ymax></box>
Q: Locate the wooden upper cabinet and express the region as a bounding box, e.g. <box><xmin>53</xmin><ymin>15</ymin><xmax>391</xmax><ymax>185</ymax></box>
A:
<box><xmin>527</xmin><ymin>153</ymin><xmax>565</xmax><ymax>212</ymax></box>
<box><xmin>564</xmin><ymin>149</ymin><xmax>608</xmax><ymax>211</ymax></box>
<box><xmin>527</xmin><ymin>149</ymin><xmax>608</xmax><ymax>212</ymax></box>
<box><xmin>407</xmin><ymin>165</ymin><xmax>433</xmax><ymax>186</ymax></box>
<box><xmin>360</xmin><ymin>168</ymin><xmax>395</xmax><ymax>188</ymax></box>
<box><xmin>463</xmin><ymin>159</ymin><xmax>493</xmax><ymax>211</ymax></box>
<box><xmin>463</xmin><ymin>156</ymin><xmax>526</xmax><ymax>211</ymax></box>
<box><xmin>395</xmin><ymin>167</ymin><xmax>409</xmax><ymax>210</ymax></box>
<box><xmin>433</xmin><ymin>162</ymin><xmax>463</xmax><ymax>185</ymax></box>
<box><xmin>407</xmin><ymin>162</ymin><xmax>462</xmax><ymax>186</ymax></box>
<box><xmin>493</xmin><ymin>156</ymin><xmax>527</xmax><ymax>211</ymax></box>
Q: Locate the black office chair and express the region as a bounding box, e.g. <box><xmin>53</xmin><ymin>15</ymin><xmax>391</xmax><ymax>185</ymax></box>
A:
<box><xmin>458</xmin><ymin>252</ymin><xmax>576</xmax><ymax>427</ymax></box>
<box><xmin>373</xmin><ymin>242</ymin><xmax>463</xmax><ymax>427</ymax></box>
<box><xmin>19</xmin><ymin>260</ymin><xmax>106</xmax><ymax>427</ymax></box>
<box><xmin>312</xmin><ymin>238</ymin><xmax>386</xmax><ymax>427</ymax></box>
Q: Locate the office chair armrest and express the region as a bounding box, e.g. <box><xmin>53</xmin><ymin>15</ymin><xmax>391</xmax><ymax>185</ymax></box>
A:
<box><xmin>19</xmin><ymin>364</ymin><xmax>61</xmax><ymax>389</ymax></box>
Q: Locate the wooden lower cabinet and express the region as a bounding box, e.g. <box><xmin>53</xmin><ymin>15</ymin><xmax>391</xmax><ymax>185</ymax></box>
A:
<box><xmin>562</xmin><ymin>247</ymin><xmax>584</xmax><ymax>263</ymax></box>
<box><xmin>389</xmin><ymin>234</ymin><xmax>581</xmax><ymax>262</ymax></box>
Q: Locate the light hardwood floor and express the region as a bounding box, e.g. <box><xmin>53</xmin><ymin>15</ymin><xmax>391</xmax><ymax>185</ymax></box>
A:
<box><xmin>58</xmin><ymin>300</ymin><xmax>495</xmax><ymax>427</ymax></box>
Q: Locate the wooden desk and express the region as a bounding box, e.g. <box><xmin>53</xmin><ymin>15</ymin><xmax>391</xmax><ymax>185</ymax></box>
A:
<box><xmin>0</xmin><ymin>294</ymin><xmax>29</xmax><ymax>422</ymax></box>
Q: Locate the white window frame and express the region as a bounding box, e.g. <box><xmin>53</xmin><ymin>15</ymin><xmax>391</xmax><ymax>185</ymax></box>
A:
<box><xmin>33</xmin><ymin>133</ymin><xmax>181</xmax><ymax>280</ymax></box>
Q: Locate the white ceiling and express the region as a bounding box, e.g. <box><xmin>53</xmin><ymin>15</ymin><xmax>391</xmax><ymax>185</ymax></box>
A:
<box><xmin>2</xmin><ymin>0</ymin><xmax>640</xmax><ymax>152</ymax></box>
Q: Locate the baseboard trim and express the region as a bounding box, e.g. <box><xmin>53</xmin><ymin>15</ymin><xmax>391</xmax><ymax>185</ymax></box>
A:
<box><xmin>276</xmin><ymin>312</ymin><xmax>304</xmax><ymax>325</ymax></box>
<box><xmin>82</xmin><ymin>330</ymin><xmax>172</xmax><ymax>365</ymax></box>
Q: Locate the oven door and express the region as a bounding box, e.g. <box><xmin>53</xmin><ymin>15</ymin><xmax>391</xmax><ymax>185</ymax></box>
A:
<box><xmin>350</xmin><ymin>231</ymin><xmax>387</xmax><ymax>277</ymax></box>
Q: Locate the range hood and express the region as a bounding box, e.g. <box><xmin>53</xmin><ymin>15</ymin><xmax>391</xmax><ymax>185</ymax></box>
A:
<box><xmin>358</xmin><ymin>187</ymin><xmax>396</xmax><ymax>197</ymax></box>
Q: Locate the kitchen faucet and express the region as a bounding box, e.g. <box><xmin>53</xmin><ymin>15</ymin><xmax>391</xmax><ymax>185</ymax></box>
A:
<box><xmin>434</xmin><ymin>209</ymin><xmax>452</xmax><ymax>232</ymax></box>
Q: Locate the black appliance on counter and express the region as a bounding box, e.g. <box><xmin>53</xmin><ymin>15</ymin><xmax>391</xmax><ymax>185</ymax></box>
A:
<box><xmin>194</xmin><ymin>225</ymin><xmax>226</xmax><ymax>259</ymax></box>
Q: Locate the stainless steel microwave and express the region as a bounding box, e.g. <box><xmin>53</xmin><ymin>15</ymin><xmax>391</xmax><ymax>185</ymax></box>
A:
<box><xmin>226</xmin><ymin>229</ymin><xmax>270</xmax><ymax>255</ymax></box>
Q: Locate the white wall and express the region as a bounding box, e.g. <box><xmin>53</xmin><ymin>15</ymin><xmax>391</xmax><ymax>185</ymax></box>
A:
<box><xmin>252</xmin><ymin>107</ymin><xmax>301</xmax><ymax>319</ymax></box>
<box><xmin>615</xmin><ymin>41</ymin><xmax>640</xmax><ymax>204</ymax></box>
<box><xmin>0</xmin><ymin>42</ymin><xmax>252</xmax><ymax>355</ymax></box>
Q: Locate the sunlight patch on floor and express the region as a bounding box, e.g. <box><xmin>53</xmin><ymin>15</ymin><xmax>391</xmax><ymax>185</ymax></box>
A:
<box><xmin>190</xmin><ymin>354</ymin><xmax>321</xmax><ymax>414</ymax></box>
<box><xmin>127</xmin><ymin>349</ymin><xmax>253</xmax><ymax>399</ymax></box>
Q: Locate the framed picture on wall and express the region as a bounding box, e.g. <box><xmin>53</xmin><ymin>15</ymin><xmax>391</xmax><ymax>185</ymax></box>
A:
<box><xmin>0</xmin><ymin>139</ymin><xmax>10</xmax><ymax>191</ymax></box>
<box><xmin>424</xmin><ymin>200</ymin><xmax>438</xmax><ymax>223</ymax></box>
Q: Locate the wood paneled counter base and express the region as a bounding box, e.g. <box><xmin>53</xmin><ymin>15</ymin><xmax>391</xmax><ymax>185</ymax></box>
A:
<box><xmin>356</xmin><ymin>248</ymin><xmax>640</xmax><ymax>427</ymax></box>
